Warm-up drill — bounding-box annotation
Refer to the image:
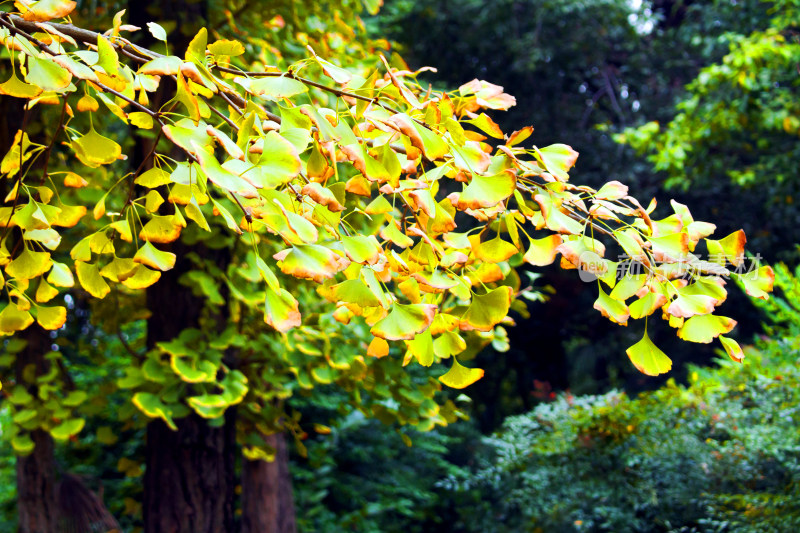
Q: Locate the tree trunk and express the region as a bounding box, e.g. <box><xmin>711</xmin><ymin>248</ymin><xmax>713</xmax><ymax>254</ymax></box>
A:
<box><xmin>142</xmin><ymin>245</ymin><xmax>236</xmax><ymax>533</ymax></box>
<box><xmin>143</xmin><ymin>413</ymin><xmax>236</xmax><ymax>533</ymax></box>
<box><xmin>15</xmin><ymin>328</ymin><xmax>59</xmax><ymax>533</ymax></box>
<box><xmin>242</xmin><ymin>433</ymin><xmax>297</xmax><ymax>533</ymax></box>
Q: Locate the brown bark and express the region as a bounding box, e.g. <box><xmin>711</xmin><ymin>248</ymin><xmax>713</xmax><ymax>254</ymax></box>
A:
<box><xmin>142</xmin><ymin>244</ymin><xmax>236</xmax><ymax>533</ymax></box>
<box><xmin>15</xmin><ymin>327</ymin><xmax>59</xmax><ymax>533</ymax></box>
<box><xmin>242</xmin><ymin>433</ymin><xmax>297</xmax><ymax>533</ymax></box>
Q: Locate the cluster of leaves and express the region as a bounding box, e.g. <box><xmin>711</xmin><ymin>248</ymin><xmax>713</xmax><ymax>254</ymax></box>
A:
<box><xmin>0</xmin><ymin>0</ymin><xmax>771</xmax><ymax>463</ymax></box>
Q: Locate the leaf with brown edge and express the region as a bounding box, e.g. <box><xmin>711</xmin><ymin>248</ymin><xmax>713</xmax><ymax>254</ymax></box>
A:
<box><xmin>464</xmin><ymin>113</ymin><xmax>504</xmax><ymax>139</ymax></box>
<box><xmin>594</xmin><ymin>288</ymin><xmax>630</xmax><ymax>326</ymax></box>
<box><xmin>386</xmin><ymin>113</ymin><xmax>449</xmax><ymax>161</ymax></box>
<box><xmin>505</xmin><ymin>126</ymin><xmax>533</xmax><ymax>147</ymax></box>
<box><xmin>139</xmin><ymin>215</ymin><xmax>183</xmax><ymax>244</ymax></box>
<box><xmin>736</xmin><ymin>265</ymin><xmax>774</xmax><ymax>300</ymax></box>
<box><xmin>534</xmin><ymin>144</ymin><xmax>579</xmax><ymax>181</ymax></box>
<box><xmin>595</xmin><ymin>180</ymin><xmax>628</xmax><ymax>201</ymax></box>
<box><xmin>719</xmin><ymin>336</ymin><xmax>745</xmax><ymax>363</ymax></box>
<box><xmin>457</xmin><ymin>170</ymin><xmax>516</xmax><ymax>210</ymax></box>
<box><xmin>523</xmin><ymin>235</ymin><xmax>562</xmax><ymax>266</ymax></box>
<box><xmin>626</xmin><ymin>331</ymin><xmax>672</xmax><ymax>376</ymax></box>
<box><xmin>370</xmin><ymin>303</ymin><xmax>437</xmax><ymax>341</ymax></box>
<box><xmin>439</xmin><ymin>357</ymin><xmax>484</xmax><ymax>389</ymax></box>
<box><xmin>133</xmin><ymin>241</ymin><xmax>176</xmax><ymax>271</ymax></box>
<box><xmin>302</xmin><ymin>182</ymin><xmax>344</xmax><ymax>212</ymax></box>
<box><xmin>706</xmin><ymin>230</ymin><xmax>746</xmax><ymax>267</ymax></box>
<box><xmin>264</xmin><ymin>288</ymin><xmax>301</xmax><ymax>333</ymax></box>
<box><xmin>274</xmin><ymin>245</ymin><xmax>348</xmax><ymax>283</ymax></box>
<box><xmin>460</xmin><ymin>286</ymin><xmax>513</xmax><ymax>332</ymax></box>
<box><xmin>22</xmin><ymin>0</ymin><xmax>77</xmax><ymax>23</ymax></box>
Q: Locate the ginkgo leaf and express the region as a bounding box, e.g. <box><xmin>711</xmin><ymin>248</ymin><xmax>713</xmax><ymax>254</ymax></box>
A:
<box><xmin>458</xmin><ymin>170</ymin><xmax>516</xmax><ymax>210</ymax></box>
<box><xmin>47</xmin><ymin>261</ymin><xmax>74</xmax><ymax>287</ymax></box>
<box><xmin>666</xmin><ymin>293</ymin><xmax>717</xmax><ymax>318</ymax></box>
<box><xmin>706</xmin><ymin>230</ymin><xmax>746</xmax><ymax>266</ymax></box>
<box><xmin>208</xmin><ymin>39</ymin><xmax>245</xmax><ymax>57</ymax></box>
<box><xmin>75</xmin><ymin>261</ymin><xmax>110</xmax><ymax>298</ymax></box>
<box><xmin>678</xmin><ymin>314</ymin><xmax>737</xmax><ymax>343</ymax></box>
<box><xmin>235</xmin><ymin>75</ymin><xmax>308</xmax><ymax>99</ymax></box>
<box><xmin>36</xmin><ymin>305</ymin><xmax>67</xmax><ymax>330</ymax></box>
<box><xmin>35</xmin><ymin>278</ymin><xmax>59</xmax><ymax>302</ymax></box>
<box><xmin>367</xmin><ymin>337</ymin><xmax>389</xmax><ymax>358</ymax></box>
<box><xmin>135</xmin><ymin>167</ymin><xmax>171</xmax><ymax>188</ymax></box>
<box><xmin>6</xmin><ymin>249</ymin><xmax>52</xmax><ymax>281</ymax></box>
<box><xmin>459</xmin><ymin>286</ymin><xmax>513</xmax><ymax>332</ymax></box>
<box><xmin>25</xmin><ymin>55</ymin><xmax>71</xmax><ymax>91</ymax></box>
<box><xmin>274</xmin><ymin>245</ymin><xmax>347</xmax><ymax>283</ymax></box>
<box><xmin>264</xmin><ymin>288</ymin><xmax>301</xmax><ymax>333</ymax></box>
<box><xmin>433</xmin><ymin>330</ymin><xmax>467</xmax><ymax>358</ymax></box>
<box><xmin>594</xmin><ymin>288</ymin><xmax>630</xmax><ymax>326</ymax></box>
<box><xmin>132</xmin><ymin>393</ymin><xmax>176</xmax><ymax>430</ymax></box>
<box><xmin>387</xmin><ymin>113</ymin><xmax>449</xmax><ymax>160</ymax></box>
<box><xmin>719</xmin><ymin>335</ymin><xmax>745</xmax><ymax>362</ymax></box>
<box><xmin>0</xmin><ymin>304</ymin><xmax>34</xmax><ymax>333</ymax></box>
<box><xmin>72</xmin><ymin>127</ymin><xmax>122</xmax><ymax>168</ymax></box>
<box><xmin>0</xmin><ymin>71</ymin><xmax>43</xmax><ymax>98</ymax></box>
<box><xmin>534</xmin><ymin>144</ymin><xmax>579</xmax><ymax>181</ymax></box>
<box><xmin>133</xmin><ymin>241</ymin><xmax>177</xmax><ymax>271</ymax></box>
<box><xmin>50</xmin><ymin>418</ymin><xmax>85</xmax><ymax>441</ymax></box>
<box><xmin>439</xmin><ymin>357</ymin><xmax>484</xmax><ymax>389</ymax></box>
<box><xmin>139</xmin><ymin>215</ymin><xmax>183</xmax><ymax>243</ymax></box>
<box><xmin>370</xmin><ymin>303</ymin><xmax>437</xmax><ymax>341</ymax></box>
<box><xmin>470</xmin><ymin>234</ymin><xmax>519</xmax><ymax>263</ymax></box>
<box><xmin>629</xmin><ymin>291</ymin><xmax>668</xmax><ymax>319</ymax></box>
<box><xmin>523</xmin><ymin>235</ymin><xmax>562</xmax><ymax>266</ymax></box>
<box><xmin>192</xmin><ymin>143</ymin><xmax>258</xmax><ymax>197</ymax></box>
<box><xmin>147</xmin><ymin>21</ymin><xmax>167</xmax><ymax>41</ymax></box>
<box><xmin>342</xmin><ymin>235</ymin><xmax>382</xmax><ymax>265</ymax></box>
<box><xmin>406</xmin><ymin>329</ymin><xmax>434</xmax><ymax>366</ymax></box>
<box><xmin>736</xmin><ymin>265</ymin><xmax>774</xmax><ymax>300</ymax></box>
<box><xmin>626</xmin><ymin>331</ymin><xmax>672</xmax><ymax>376</ymax></box>
<box><xmin>21</xmin><ymin>0</ymin><xmax>77</xmax><ymax>22</ymax></box>
<box><xmin>121</xmin><ymin>266</ymin><xmax>162</xmax><ymax>289</ymax></box>
<box><xmin>333</xmin><ymin>279</ymin><xmax>382</xmax><ymax>308</ymax></box>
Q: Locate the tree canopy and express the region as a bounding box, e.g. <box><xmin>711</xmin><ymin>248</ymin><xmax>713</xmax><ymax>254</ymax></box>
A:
<box><xmin>0</xmin><ymin>0</ymin><xmax>776</xmax><ymax>530</ymax></box>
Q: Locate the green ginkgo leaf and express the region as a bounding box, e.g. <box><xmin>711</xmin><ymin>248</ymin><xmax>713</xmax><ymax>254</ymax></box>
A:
<box><xmin>332</xmin><ymin>279</ymin><xmax>382</xmax><ymax>308</ymax></box>
<box><xmin>626</xmin><ymin>331</ymin><xmax>672</xmax><ymax>376</ymax></box>
<box><xmin>25</xmin><ymin>55</ymin><xmax>71</xmax><ymax>92</ymax></box>
<box><xmin>406</xmin><ymin>329</ymin><xmax>434</xmax><ymax>366</ymax></box>
<box><xmin>72</xmin><ymin>127</ymin><xmax>122</xmax><ymax>168</ymax></box>
<box><xmin>50</xmin><ymin>418</ymin><xmax>85</xmax><ymax>441</ymax></box>
<box><xmin>534</xmin><ymin>144</ymin><xmax>579</xmax><ymax>181</ymax></box>
<box><xmin>371</xmin><ymin>303</ymin><xmax>437</xmax><ymax>341</ymax></box>
<box><xmin>458</xmin><ymin>170</ymin><xmax>516</xmax><ymax>210</ymax></box>
<box><xmin>460</xmin><ymin>287</ymin><xmax>513</xmax><ymax>332</ymax></box>
<box><xmin>439</xmin><ymin>357</ymin><xmax>484</xmax><ymax>389</ymax></box>
<box><xmin>678</xmin><ymin>314</ymin><xmax>737</xmax><ymax>343</ymax></box>
<box><xmin>132</xmin><ymin>392</ymin><xmax>176</xmax><ymax>430</ymax></box>
<box><xmin>235</xmin><ymin>75</ymin><xmax>308</xmax><ymax>99</ymax></box>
